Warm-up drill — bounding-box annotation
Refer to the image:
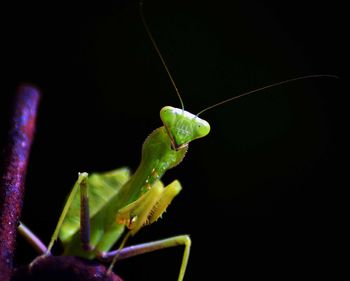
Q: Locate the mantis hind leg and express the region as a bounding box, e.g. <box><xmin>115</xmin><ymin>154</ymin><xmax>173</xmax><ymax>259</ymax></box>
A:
<box><xmin>100</xmin><ymin>235</ymin><xmax>191</xmax><ymax>281</ymax></box>
<box><xmin>18</xmin><ymin>222</ymin><xmax>47</xmax><ymax>255</ymax></box>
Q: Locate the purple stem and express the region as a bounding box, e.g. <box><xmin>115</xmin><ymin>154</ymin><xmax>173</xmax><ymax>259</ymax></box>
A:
<box><xmin>0</xmin><ymin>85</ymin><xmax>40</xmax><ymax>281</ymax></box>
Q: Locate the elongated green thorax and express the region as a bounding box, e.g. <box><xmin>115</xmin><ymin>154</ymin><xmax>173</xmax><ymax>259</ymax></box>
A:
<box><xmin>160</xmin><ymin>106</ymin><xmax>211</xmax><ymax>150</ymax></box>
<box><xmin>115</xmin><ymin>126</ymin><xmax>187</xmax><ymax>206</ymax></box>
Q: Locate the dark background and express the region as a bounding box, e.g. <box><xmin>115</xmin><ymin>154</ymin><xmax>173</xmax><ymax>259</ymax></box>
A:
<box><xmin>0</xmin><ymin>0</ymin><xmax>345</xmax><ymax>280</ymax></box>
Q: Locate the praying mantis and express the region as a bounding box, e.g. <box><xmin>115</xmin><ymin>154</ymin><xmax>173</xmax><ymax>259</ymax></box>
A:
<box><xmin>16</xmin><ymin>2</ymin><xmax>337</xmax><ymax>281</ymax></box>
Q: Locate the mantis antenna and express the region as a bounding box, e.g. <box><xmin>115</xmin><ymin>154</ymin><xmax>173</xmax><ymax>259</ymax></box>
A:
<box><xmin>196</xmin><ymin>74</ymin><xmax>338</xmax><ymax>116</ymax></box>
<box><xmin>139</xmin><ymin>1</ymin><xmax>185</xmax><ymax>110</ymax></box>
<box><xmin>139</xmin><ymin>2</ymin><xmax>338</xmax><ymax>117</ymax></box>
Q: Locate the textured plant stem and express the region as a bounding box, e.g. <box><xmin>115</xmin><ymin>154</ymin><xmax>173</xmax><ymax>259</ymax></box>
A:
<box><xmin>0</xmin><ymin>85</ymin><xmax>40</xmax><ymax>281</ymax></box>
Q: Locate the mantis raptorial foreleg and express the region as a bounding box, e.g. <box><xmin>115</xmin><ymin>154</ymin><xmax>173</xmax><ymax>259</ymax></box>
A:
<box><xmin>115</xmin><ymin>180</ymin><xmax>182</xmax><ymax>236</ymax></box>
<box><xmin>103</xmin><ymin>179</ymin><xmax>188</xmax><ymax>281</ymax></box>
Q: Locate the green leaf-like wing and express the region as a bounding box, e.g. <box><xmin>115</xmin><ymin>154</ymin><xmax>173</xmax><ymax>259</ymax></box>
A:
<box><xmin>58</xmin><ymin>167</ymin><xmax>130</xmax><ymax>244</ymax></box>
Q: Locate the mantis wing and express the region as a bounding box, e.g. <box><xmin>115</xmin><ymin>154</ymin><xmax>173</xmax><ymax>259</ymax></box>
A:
<box><xmin>55</xmin><ymin>167</ymin><xmax>130</xmax><ymax>246</ymax></box>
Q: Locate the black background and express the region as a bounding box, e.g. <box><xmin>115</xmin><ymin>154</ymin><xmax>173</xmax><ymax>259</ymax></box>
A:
<box><xmin>0</xmin><ymin>0</ymin><xmax>345</xmax><ymax>280</ymax></box>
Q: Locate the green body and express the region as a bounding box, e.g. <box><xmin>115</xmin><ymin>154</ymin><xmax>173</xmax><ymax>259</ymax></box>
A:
<box><xmin>57</xmin><ymin>106</ymin><xmax>210</xmax><ymax>258</ymax></box>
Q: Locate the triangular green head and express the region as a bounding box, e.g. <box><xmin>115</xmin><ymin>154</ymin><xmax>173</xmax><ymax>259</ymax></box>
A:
<box><xmin>160</xmin><ymin>106</ymin><xmax>210</xmax><ymax>150</ymax></box>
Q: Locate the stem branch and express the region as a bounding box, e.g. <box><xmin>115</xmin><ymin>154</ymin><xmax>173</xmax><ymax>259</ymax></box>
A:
<box><xmin>0</xmin><ymin>85</ymin><xmax>40</xmax><ymax>281</ymax></box>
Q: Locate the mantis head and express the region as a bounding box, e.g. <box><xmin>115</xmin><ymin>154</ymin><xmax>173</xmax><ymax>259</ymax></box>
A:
<box><xmin>160</xmin><ymin>106</ymin><xmax>211</xmax><ymax>150</ymax></box>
